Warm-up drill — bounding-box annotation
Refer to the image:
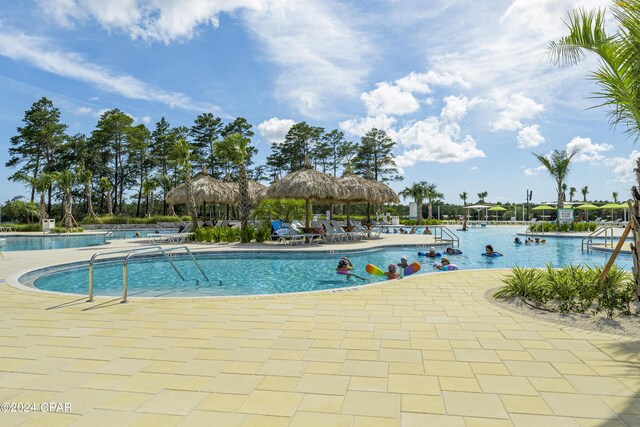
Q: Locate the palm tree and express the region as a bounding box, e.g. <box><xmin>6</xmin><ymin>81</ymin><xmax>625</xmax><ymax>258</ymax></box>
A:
<box><xmin>569</xmin><ymin>187</ymin><xmax>577</xmax><ymax>203</ymax></box>
<box><xmin>14</xmin><ymin>173</ymin><xmax>52</xmax><ymax>223</ymax></box>
<box><xmin>160</xmin><ymin>174</ymin><xmax>177</xmax><ymax>216</ymax></box>
<box><xmin>100</xmin><ymin>178</ymin><xmax>114</xmax><ymax>216</ymax></box>
<box><xmin>78</xmin><ymin>168</ymin><xmax>98</xmax><ymax>221</ymax></box>
<box><xmin>581</xmin><ymin>186</ymin><xmax>589</xmax><ymax>203</ymax></box>
<box><xmin>170</xmin><ymin>138</ymin><xmax>198</xmax><ymax>231</ymax></box>
<box><xmin>549</xmin><ymin>1</ymin><xmax>640</xmax><ymax>294</ymax></box>
<box><xmin>562</xmin><ymin>183</ymin><xmax>568</xmax><ymax>204</ymax></box>
<box><xmin>53</xmin><ymin>170</ymin><xmax>78</xmax><ymax>228</ymax></box>
<box><xmin>459</xmin><ymin>192</ymin><xmax>468</xmax><ymax>206</ymax></box>
<box><xmin>477</xmin><ymin>191</ymin><xmax>488</xmax><ymax>203</ymax></box>
<box><xmin>399</xmin><ymin>182</ymin><xmax>428</xmax><ymax>225</ymax></box>
<box><xmin>613</xmin><ymin>191</ymin><xmax>619</xmax><ymax>203</ymax></box>
<box><xmin>533</xmin><ymin>149</ymin><xmax>577</xmax><ymax>220</ymax></box>
<box><xmin>215</xmin><ymin>133</ymin><xmax>251</xmax><ymax>235</ymax></box>
<box><xmin>425</xmin><ymin>183</ymin><xmax>444</xmax><ymax>220</ymax></box>
<box><xmin>142</xmin><ymin>178</ymin><xmax>159</xmax><ymax>218</ymax></box>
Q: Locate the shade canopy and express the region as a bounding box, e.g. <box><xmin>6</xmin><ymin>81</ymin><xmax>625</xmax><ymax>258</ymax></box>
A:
<box><xmin>266</xmin><ymin>164</ymin><xmax>349</xmax><ymax>228</ymax></box>
<box><xmin>466</xmin><ymin>204</ymin><xmax>490</xmax><ymax>209</ymax></box>
<box><xmin>600</xmin><ymin>203</ymin><xmax>625</xmax><ymax>209</ymax></box>
<box><xmin>227</xmin><ymin>180</ymin><xmax>268</xmax><ymax>205</ymax></box>
<box><xmin>532</xmin><ymin>205</ymin><xmax>554</xmax><ymax>211</ymax></box>
<box><xmin>166</xmin><ymin>171</ymin><xmax>235</xmax><ymax>205</ymax></box>
<box><xmin>488</xmin><ymin>206</ymin><xmax>507</xmax><ymax>211</ymax></box>
<box><xmin>365</xmin><ymin>179</ymin><xmax>400</xmax><ymax>204</ymax></box>
<box><xmin>575</xmin><ymin>203</ymin><xmax>599</xmax><ymax>210</ymax></box>
<box><xmin>338</xmin><ymin>172</ymin><xmax>374</xmax><ymax>203</ymax></box>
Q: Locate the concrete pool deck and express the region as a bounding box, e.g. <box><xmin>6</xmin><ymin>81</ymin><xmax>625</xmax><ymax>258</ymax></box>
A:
<box><xmin>0</xmin><ymin>233</ymin><xmax>639</xmax><ymax>426</ymax></box>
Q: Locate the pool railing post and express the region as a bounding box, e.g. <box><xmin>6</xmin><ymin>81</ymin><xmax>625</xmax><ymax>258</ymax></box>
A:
<box><xmin>122</xmin><ymin>262</ymin><xmax>128</xmax><ymax>303</ymax></box>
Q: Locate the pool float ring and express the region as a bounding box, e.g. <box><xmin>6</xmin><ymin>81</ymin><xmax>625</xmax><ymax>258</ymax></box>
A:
<box><xmin>446</xmin><ymin>249</ymin><xmax>463</xmax><ymax>255</ymax></box>
<box><xmin>434</xmin><ymin>263</ymin><xmax>458</xmax><ymax>271</ymax></box>
<box><xmin>456</xmin><ymin>229</ymin><xmax>468</xmax><ymax>232</ymax></box>
<box><xmin>336</xmin><ymin>268</ymin><xmax>352</xmax><ymax>275</ymax></box>
<box><xmin>365</xmin><ymin>264</ymin><xmax>386</xmax><ymax>276</ymax></box>
<box><xmin>425</xmin><ymin>252</ymin><xmax>441</xmax><ymax>258</ymax></box>
<box><xmin>403</xmin><ymin>262</ymin><xmax>422</xmax><ymax>276</ymax></box>
<box><xmin>482</xmin><ymin>253</ymin><xmax>503</xmax><ymax>257</ymax></box>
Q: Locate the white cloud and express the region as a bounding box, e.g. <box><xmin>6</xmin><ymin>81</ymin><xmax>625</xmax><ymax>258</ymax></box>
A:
<box><xmin>604</xmin><ymin>150</ymin><xmax>640</xmax><ymax>182</ymax></box>
<box><xmin>470</xmin><ymin>166</ymin><xmax>478</xmax><ymax>170</ymax></box>
<box><xmin>517</xmin><ymin>124</ymin><xmax>545</xmax><ymax>148</ymax></box>
<box><xmin>74</xmin><ymin>106</ymin><xmax>108</xmax><ymax>117</ymax></box>
<box><xmin>491</xmin><ymin>92</ymin><xmax>544</xmax><ymax>131</ymax></box>
<box><xmin>142</xmin><ymin>116</ymin><xmax>152</xmax><ymax>124</ymax></box>
<box><xmin>394</xmin><ymin>70</ymin><xmax>469</xmax><ymax>94</ymax></box>
<box><xmin>524</xmin><ymin>165</ymin><xmax>546</xmax><ymax>176</ymax></box>
<box><xmin>394</xmin><ymin>96</ymin><xmax>486</xmax><ymax>166</ymax></box>
<box><xmin>0</xmin><ymin>31</ymin><xmax>218</xmax><ymax>112</ymax></box>
<box><xmin>257</xmin><ymin>117</ymin><xmax>295</xmax><ymax>143</ymax></box>
<box><xmin>361</xmin><ymin>82</ymin><xmax>420</xmax><ymax>116</ymax></box>
<box><xmin>340</xmin><ymin>115</ymin><xmax>397</xmax><ymax>137</ymax></box>
<box><xmin>566</xmin><ymin>136</ymin><xmax>613</xmax><ymax>162</ymax></box>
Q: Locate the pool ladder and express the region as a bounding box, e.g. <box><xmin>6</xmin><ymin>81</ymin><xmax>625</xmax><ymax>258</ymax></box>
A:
<box><xmin>88</xmin><ymin>245</ymin><xmax>209</xmax><ymax>303</ymax></box>
<box><xmin>431</xmin><ymin>225</ymin><xmax>460</xmax><ymax>248</ymax></box>
<box><xmin>581</xmin><ymin>226</ymin><xmax>615</xmax><ymax>253</ymax></box>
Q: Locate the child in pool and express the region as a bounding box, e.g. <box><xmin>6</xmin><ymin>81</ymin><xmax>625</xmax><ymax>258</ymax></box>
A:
<box><xmin>485</xmin><ymin>245</ymin><xmax>503</xmax><ymax>256</ymax></box>
<box><xmin>336</xmin><ymin>257</ymin><xmax>353</xmax><ymax>274</ymax></box>
<box><xmin>385</xmin><ymin>264</ymin><xmax>400</xmax><ymax>279</ymax></box>
<box><xmin>425</xmin><ymin>247</ymin><xmax>439</xmax><ymax>258</ymax></box>
<box><xmin>397</xmin><ymin>255</ymin><xmax>409</xmax><ymax>269</ymax></box>
<box><xmin>445</xmin><ymin>247</ymin><xmax>462</xmax><ymax>255</ymax></box>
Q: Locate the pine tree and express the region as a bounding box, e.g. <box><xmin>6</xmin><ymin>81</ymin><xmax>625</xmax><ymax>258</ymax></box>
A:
<box><xmin>190</xmin><ymin>113</ymin><xmax>224</xmax><ymax>178</ymax></box>
<box><xmin>352</xmin><ymin>128</ymin><xmax>402</xmax><ymax>182</ymax></box>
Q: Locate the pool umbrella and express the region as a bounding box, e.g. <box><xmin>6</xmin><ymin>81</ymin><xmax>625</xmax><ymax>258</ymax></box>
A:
<box><xmin>166</xmin><ymin>169</ymin><xmax>235</xmax><ymax>206</ymax></box>
<box><xmin>266</xmin><ymin>161</ymin><xmax>349</xmax><ymax>229</ymax></box>
<box><xmin>363</xmin><ymin>176</ymin><xmax>400</xmax><ymax>223</ymax></box>
<box><xmin>488</xmin><ymin>206</ymin><xmax>506</xmax><ymax>221</ymax></box>
<box><xmin>532</xmin><ymin>204</ymin><xmax>554</xmax><ymax>220</ymax></box>
<box><xmin>227</xmin><ymin>180</ymin><xmax>268</xmax><ymax>205</ymax></box>
<box><xmin>574</xmin><ymin>203</ymin><xmax>599</xmax><ymax>221</ymax></box>
<box><xmin>600</xmin><ymin>203</ymin><xmax>625</xmax><ymax>221</ymax></box>
<box><xmin>337</xmin><ymin>168</ymin><xmax>375</xmax><ymax>228</ymax></box>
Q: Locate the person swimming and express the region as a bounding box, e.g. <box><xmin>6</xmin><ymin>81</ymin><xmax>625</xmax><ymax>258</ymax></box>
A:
<box><xmin>514</xmin><ymin>237</ymin><xmax>522</xmax><ymax>245</ymax></box>
<box><xmin>397</xmin><ymin>255</ymin><xmax>409</xmax><ymax>269</ymax></box>
<box><xmin>445</xmin><ymin>247</ymin><xmax>462</xmax><ymax>255</ymax></box>
<box><xmin>134</xmin><ymin>232</ymin><xmax>142</xmax><ymax>238</ymax></box>
<box><xmin>336</xmin><ymin>257</ymin><xmax>353</xmax><ymax>274</ymax></box>
<box><xmin>425</xmin><ymin>247</ymin><xmax>440</xmax><ymax>258</ymax></box>
<box><xmin>534</xmin><ymin>237</ymin><xmax>540</xmax><ymax>244</ymax></box>
<box><xmin>385</xmin><ymin>264</ymin><xmax>400</xmax><ymax>279</ymax></box>
<box><xmin>423</xmin><ymin>226</ymin><xmax>432</xmax><ymax>235</ymax></box>
<box><xmin>484</xmin><ymin>244</ymin><xmax>503</xmax><ymax>256</ymax></box>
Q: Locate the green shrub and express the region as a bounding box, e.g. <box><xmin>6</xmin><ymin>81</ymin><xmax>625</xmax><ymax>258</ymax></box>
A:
<box><xmin>4</xmin><ymin>223</ymin><xmax>41</xmax><ymax>232</ymax></box>
<box><xmin>53</xmin><ymin>226</ymin><xmax>84</xmax><ymax>233</ymax></box>
<box><xmin>528</xmin><ymin>222</ymin><xmax>598</xmax><ymax>233</ymax></box>
<box><xmin>493</xmin><ymin>266</ymin><xmax>543</xmax><ymax>301</ymax></box>
<box><xmin>81</xmin><ymin>215</ymin><xmax>192</xmax><ymax>225</ymax></box>
<box><xmin>255</xmin><ymin>221</ymin><xmax>272</xmax><ymax>243</ymax></box>
<box><xmin>221</xmin><ymin>226</ymin><xmax>240</xmax><ymax>243</ymax></box>
<box><xmin>240</xmin><ymin>225</ymin><xmax>256</xmax><ymax>243</ymax></box>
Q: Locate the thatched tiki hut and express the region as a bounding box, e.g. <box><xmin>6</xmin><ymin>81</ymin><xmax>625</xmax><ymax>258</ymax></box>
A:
<box><xmin>365</xmin><ymin>177</ymin><xmax>400</xmax><ymax>222</ymax></box>
<box><xmin>166</xmin><ymin>169</ymin><xmax>236</xmax><ymax>209</ymax></box>
<box><xmin>266</xmin><ymin>163</ymin><xmax>349</xmax><ymax>229</ymax></box>
<box><xmin>338</xmin><ymin>169</ymin><xmax>378</xmax><ymax>227</ymax></box>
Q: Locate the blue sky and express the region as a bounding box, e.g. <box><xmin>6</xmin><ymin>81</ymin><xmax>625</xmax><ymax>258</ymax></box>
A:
<box><xmin>0</xmin><ymin>0</ymin><xmax>635</xmax><ymax>205</ymax></box>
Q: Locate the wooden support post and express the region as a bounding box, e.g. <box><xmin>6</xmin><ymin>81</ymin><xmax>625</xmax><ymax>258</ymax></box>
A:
<box><xmin>600</xmin><ymin>221</ymin><xmax>632</xmax><ymax>284</ymax></box>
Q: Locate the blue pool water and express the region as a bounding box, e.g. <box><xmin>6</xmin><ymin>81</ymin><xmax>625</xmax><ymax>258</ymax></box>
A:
<box><xmin>3</xmin><ymin>234</ymin><xmax>107</xmax><ymax>251</ymax></box>
<box><xmin>31</xmin><ymin>227</ymin><xmax>632</xmax><ymax>297</ymax></box>
<box><xmin>104</xmin><ymin>229</ymin><xmax>179</xmax><ymax>240</ymax></box>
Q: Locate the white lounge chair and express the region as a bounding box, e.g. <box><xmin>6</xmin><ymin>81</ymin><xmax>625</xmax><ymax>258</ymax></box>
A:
<box><xmin>331</xmin><ymin>220</ymin><xmax>363</xmax><ymax>241</ymax></box>
<box><xmin>321</xmin><ymin>221</ymin><xmax>347</xmax><ymax>242</ymax></box>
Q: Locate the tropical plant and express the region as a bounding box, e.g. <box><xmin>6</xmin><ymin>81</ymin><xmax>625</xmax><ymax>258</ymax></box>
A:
<box><xmin>77</xmin><ymin>168</ymin><xmax>98</xmax><ymax>221</ymax></box>
<box><xmin>255</xmin><ymin>221</ymin><xmax>272</xmax><ymax>243</ymax></box>
<box><xmin>100</xmin><ymin>177</ymin><xmax>114</xmax><ymax>216</ymax></box>
<box><xmin>613</xmin><ymin>191</ymin><xmax>619</xmax><ymax>203</ymax></box>
<box><xmin>215</xmin><ymin>133</ymin><xmax>251</xmax><ymax>236</ymax></box>
<box><xmin>399</xmin><ymin>182</ymin><xmax>428</xmax><ymax>224</ymax></box>
<box><xmin>581</xmin><ymin>186</ymin><xmax>589</xmax><ymax>202</ymax></box>
<box><xmin>52</xmin><ymin>170</ymin><xmax>78</xmax><ymax>228</ymax></box>
<box><xmin>13</xmin><ymin>172</ymin><xmax>52</xmax><ymax>222</ymax></box>
<box><xmin>569</xmin><ymin>186</ymin><xmax>577</xmax><ymax>202</ymax></box>
<box><xmin>533</xmin><ymin>149</ymin><xmax>577</xmax><ymax>226</ymax></box>
<box><xmin>493</xmin><ymin>266</ymin><xmax>544</xmax><ymax>302</ymax></box>
<box><xmin>169</xmin><ymin>138</ymin><xmax>198</xmax><ymax>231</ymax></box>
<box><xmin>1</xmin><ymin>199</ymin><xmax>39</xmax><ymax>223</ymax></box>
<box><xmin>252</xmin><ymin>198</ymin><xmax>305</xmax><ymax>224</ymax></box>
<box><xmin>425</xmin><ymin>183</ymin><xmax>444</xmax><ymax>220</ymax></box>
<box><xmin>477</xmin><ymin>191</ymin><xmax>488</xmax><ymax>203</ymax></box>
<box><xmin>142</xmin><ymin>178</ymin><xmax>159</xmax><ymax>218</ymax></box>
<box><xmin>459</xmin><ymin>191</ymin><xmax>468</xmax><ymax>206</ymax></box>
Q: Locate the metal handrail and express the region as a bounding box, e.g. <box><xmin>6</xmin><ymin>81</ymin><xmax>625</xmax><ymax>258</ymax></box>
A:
<box><xmin>525</xmin><ymin>221</ymin><xmax>545</xmax><ymax>236</ymax></box>
<box><xmin>121</xmin><ymin>245</ymin><xmax>209</xmax><ymax>303</ymax></box>
<box><xmin>432</xmin><ymin>225</ymin><xmax>460</xmax><ymax>248</ymax></box>
<box><xmin>88</xmin><ymin>246</ymin><xmax>159</xmax><ymax>301</ymax></box>
<box><xmin>581</xmin><ymin>226</ymin><xmax>614</xmax><ymax>253</ymax></box>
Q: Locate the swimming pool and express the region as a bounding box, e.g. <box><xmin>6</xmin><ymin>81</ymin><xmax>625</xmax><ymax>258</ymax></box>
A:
<box><xmin>104</xmin><ymin>228</ymin><xmax>179</xmax><ymax>240</ymax></box>
<box><xmin>3</xmin><ymin>234</ymin><xmax>107</xmax><ymax>251</ymax></box>
<box><xmin>28</xmin><ymin>227</ymin><xmax>632</xmax><ymax>298</ymax></box>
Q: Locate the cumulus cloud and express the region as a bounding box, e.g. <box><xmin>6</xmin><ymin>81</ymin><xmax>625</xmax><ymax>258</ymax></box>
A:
<box><xmin>257</xmin><ymin>117</ymin><xmax>295</xmax><ymax>143</ymax></box>
<box><xmin>491</xmin><ymin>92</ymin><xmax>544</xmax><ymax>131</ymax></box>
<box><xmin>566</xmin><ymin>136</ymin><xmax>613</xmax><ymax>162</ymax></box>
<box><xmin>361</xmin><ymin>82</ymin><xmax>420</xmax><ymax>116</ymax></box>
<box><xmin>394</xmin><ymin>70</ymin><xmax>469</xmax><ymax>94</ymax></box>
<box><xmin>74</xmin><ymin>106</ymin><xmax>109</xmax><ymax>117</ymax></box>
<box><xmin>517</xmin><ymin>124</ymin><xmax>545</xmax><ymax>148</ymax></box>
<box><xmin>394</xmin><ymin>95</ymin><xmax>486</xmax><ymax>166</ymax></box>
<box><xmin>604</xmin><ymin>151</ymin><xmax>640</xmax><ymax>182</ymax></box>
<box><xmin>340</xmin><ymin>115</ymin><xmax>397</xmax><ymax>137</ymax></box>
<box><xmin>0</xmin><ymin>31</ymin><xmax>218</xmax><ymax>112</ymax></box>
<box><xmin>524</xmin><ymin>165</ymin><xmax>546</xmax><ymax>176</ymax></box>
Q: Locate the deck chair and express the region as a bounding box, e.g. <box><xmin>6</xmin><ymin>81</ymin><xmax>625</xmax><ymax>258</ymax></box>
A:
<box><xmin>337</xmin><ymin>220</ymin><xmax>364</xmax><ymax>240</ymax></box>
<box><xmin>322</xmin><ymin>221</ymin><xmax>347</xmax><ymax>242</ymax></box>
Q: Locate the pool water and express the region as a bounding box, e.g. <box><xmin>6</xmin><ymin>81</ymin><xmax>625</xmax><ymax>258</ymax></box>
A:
<box><xmin>31</xmin><ymin>227</ymin><xmax>632</xmax><ymax>297</ymax></box>
<box><xmin>3</xmin><ymin>234</ymin><xmax>107</xmax><ymax>251</ymax></box>
<box><xmin>104</xmin><ymin>228</ymin><xmax>179</xmax><ymax>240</ymax></box>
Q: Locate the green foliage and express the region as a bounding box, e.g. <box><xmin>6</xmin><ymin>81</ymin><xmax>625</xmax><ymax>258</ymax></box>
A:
<box><xmin>528</xmin><ymin>222</ymin><xmax>597</xmax><ymax>232</ymax></box>
<box><xmin>2</xmin><ymin>200</ymin><xmax>39</xmax><ymax>223</ymax></box>
<box><xmin>3</xmin><ymin>223</ymin><xmax>41</xmax><ymax>231</ymax></box>
<box><xmin>53</xmin><ymin>226</ymin><xmax>84</xmax><ymax>233</ymax></box>
<box><xmin>221</xmin><ymin>226</ymin><xmax>241</xmax><ymax>243</ymax></box>
<box><xmin>240</xmin><ymin>224</ymin><xmax>256</xmax><ymax>243</ymax></box>
<box><xmin>252</xmin><ymin>198</ymin><xmax>305</xmax><ymax>223</ymax></box>
<box><xmin>81</xmin><ymin>215</ymin><xmax>192</xmax><ymax>224</ymax></box>
<box><xmin>495</xmin><ymin>264</ymin><xmax>635</xmax><ymax>318</ymax></box>
<box><xmin>255</xmin><ymin>221</ymin><xmax>272</xmax><ymax>243</ymax></box>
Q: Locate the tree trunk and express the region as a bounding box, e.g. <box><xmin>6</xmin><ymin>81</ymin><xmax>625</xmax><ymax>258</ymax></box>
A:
<box><xmin>417</xmin><ymin>201</ymin><xmax>423</xmax><ymax>225</ymax></box>
<box><xmin>107</xmin><ymin>192</ymin><xmax>113</xmax><ymax>216</ymax></box>
<box><xmin>168</xmin><ymin>204</ymin><xmax>176</xmax><ymax>217</ymax></box>
<box><xmin>86</xmin><ymin>183</ymin><xmax>98</xmax><ymax>219</ymax></box>
<box><xmin>305</xmin><ymin>199</ymin><xmax>312</xmax><ymax>229</ymax></box>
<box><xmin>239</xmin><ymin>165</ymin><xmax>249</xmax><ymax>231</ymax></box>
<box><xmin>146</xmin><ymin>191</ymin><xmax>154</xmax><ymax>218</ymax></box>
<box><xmin>38</xmin><ymin>192</ymin><xmax>47</xmax><ymax>223</ymax></box>
<box><xmin>557</xmin><ymin>182</ymin><xmax>563</xmax><ymax>228</ymax></box>
<box><xmin>185</xmin><ymin>173</ymin><xmax>198</xmax><ymax>231</ymax></box>
<box><xmin>428</xmin><ymin>202</ymin><xmax>433</xmax><ymax>220</ymax></box>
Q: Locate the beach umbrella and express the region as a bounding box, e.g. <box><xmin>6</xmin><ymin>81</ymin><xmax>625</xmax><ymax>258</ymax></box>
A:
<box><xmin>226</xmin><ymin>180</ymin><xmax>268</xmax><ymax>205</ymax></box>
<box><xmin>266</xmin><ymin>162</ymin><xmax>349</xmax><ymax>229</ymax></box>
<box><xmin>532</xmin><ymin>204</ymin><xmax>554</xmax><ymax>220</ymax></box>
<box><xmin>362</xmin><ymin>177</ymin><xmax>400</xmax><ymax>223</ymax></box>
<box><xmin>487</xmin><ymin>206</ymin><xmax>506</xmax><ymax>221</ymax></box>
<box><xmin>574</xmin><ymin>203</ymin><xmax>599</xmax><ymax>221</ymax></box>
<box><xmin>337</xmin><ymin>169</ymin><xmax>376</xmax><ymax>227</ymax></box>
<box><xmin>600</xmin><ymin>203</ymin><xmax>625</xmax><ymax>221</ymax></box>
<box><xmin>166</xmin><ymin>169</ymin><xmax>235</xmax><ymax>206</ymax></box>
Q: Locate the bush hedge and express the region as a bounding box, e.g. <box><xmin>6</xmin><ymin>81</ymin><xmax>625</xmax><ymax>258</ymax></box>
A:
<box><xmin>528</xmin><ymin>222</ymin><xmax>598</xmax><ymax>233</ymax></box>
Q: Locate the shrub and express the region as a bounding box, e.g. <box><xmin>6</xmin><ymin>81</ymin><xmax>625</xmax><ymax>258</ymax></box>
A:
<box><xmin>241</xmin><ymin>225</ymin><xmax>256</xmax><ymax>243</ymax></box>
<box><xmin>221</xmin><ymin>226</ymin><xmax>240</xmax><ymax>243</ymax></box>
<box><xmin>493</xmin><ymin>266</ymin><xmax>544</xmax><ymax>301</ymax></box>
<box><xmin>255</xmin><ymin>221</ymin><xmax>272</xmax><ymax>243</ymax></box>
<box><xmin>5</xmin><ymin>223</ymin><xmax>41</xmax><ymax>232</ymax></box>
<box><xmin>53</xmin><ymin>226</ymin><xmax>84</xmax><ymax>233</ymax></box>
<box><xmin>81</xmin><ymin>215</ymin><xmax>192</xmax><ymax>225</ymax></box>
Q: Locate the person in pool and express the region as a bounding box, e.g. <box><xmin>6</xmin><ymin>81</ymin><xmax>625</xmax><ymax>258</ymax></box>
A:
<box><xmin>425</xmin><ymin>247</ymin><xmax>439</xmax><ymax>258</ymax></box>
<box><xmin>336</xmin><ymin>257</ymin><xmax>353</xmax><ymax>274</ymax></box>
<box><xmin>397</xmin><ymin>255</ymin><xmax>409</xmax><ymax>269</ymax></box>
<box><xmin>445</xmin><ymin>247</ymin><xmax>462</xmax><ymax>255</ymax></box>
<box><xmin>385</xmin><ymin>264</ymin><xmax>400</xmax><ymax>279</ymax></box>
<box><xmin>423</xmin><ymin>226</ymin><xmax>432</xmax><ymax>235</ymax></box>
<box><xmin>485</xmin><ymin>245</ymin><xmax>503</xmax><ymax>256</ymax></box>
<box><xmin>514</xmin><ymin>237</ymin><xmax>522</xmax><ymax>245</ymax></box>
<box><xmin>134</xmin><ymin>232</ymin><xmax>142</xmax><ymax>238</ymax></box>
<box><xmin>434</xmin><ymin>257</ymin><xmax>453</xmax><ymax>270</ymax></box>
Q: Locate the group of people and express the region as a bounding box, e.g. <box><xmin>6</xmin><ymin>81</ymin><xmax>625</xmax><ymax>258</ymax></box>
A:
<box><xmin>514</xmin><ymin>237</ymin><xmax>546</xmax><ymax>245</ymax></box>
<box><xmin>386</xmin><ymin>226</ymin><xmax>432</xmax><ymax>235</ymax></box>
<box><xmin>336</xmin><ymin>255</ymin><xmax>414</xmax><ymax>280</ymax></box>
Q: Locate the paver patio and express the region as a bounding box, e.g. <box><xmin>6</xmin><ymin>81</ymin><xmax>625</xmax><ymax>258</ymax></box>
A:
<box><xmin>0</xmin><ymin>260</ymin><xmax>639</xmax><ymax>426</ymax></box>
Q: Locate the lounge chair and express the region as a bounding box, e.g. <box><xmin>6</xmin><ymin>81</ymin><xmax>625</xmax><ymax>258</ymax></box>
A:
<box><xmin>273</xmin><ymin>225</ymin><xmax>323</xmax><ymax>245</ymax></box>
<box><xmin>147</xmin><ymin>223</ymin><xmax>194</xmax><ymax>244</ymax></box>
<box><xmin>321</xmin><ymin>221</ymin><xmax>347</xmax><ymax>242</ymax></box>
<box><xmin>0</xmin><ymin>226</ymin><xmax>16</xmax><ymax>232</ymax></box>
<box><xmin>336</xmin><ymin>220</ymin><xmax>364</xmax><ymax>240</ymax></box>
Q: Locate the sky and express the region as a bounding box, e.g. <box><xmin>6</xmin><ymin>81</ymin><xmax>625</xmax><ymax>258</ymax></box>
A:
<box><xmin>0</xmin><ymin>0</ymin><xmax>635</xmax><ymax>206</ymax></box>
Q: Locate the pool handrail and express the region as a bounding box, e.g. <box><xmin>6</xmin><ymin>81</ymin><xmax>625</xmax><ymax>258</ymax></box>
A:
<box><xmin>88</xmin><ymin>246</ymin><xmax>159</xmax><ymax>301</ymax></box>
<box><xmin>121</xmin><ymin>245</ymin><xmax>209</xmax><ymax>303</ymax></box>
<box><xmin>581</xmin><ymin>225</ymin><xmax>615</xmax><ymax>253</ymax></box>
<box><xmin>431</xmin><ymin>225</ymin><xmax>460</xmax><ymax>248</ymax></box>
